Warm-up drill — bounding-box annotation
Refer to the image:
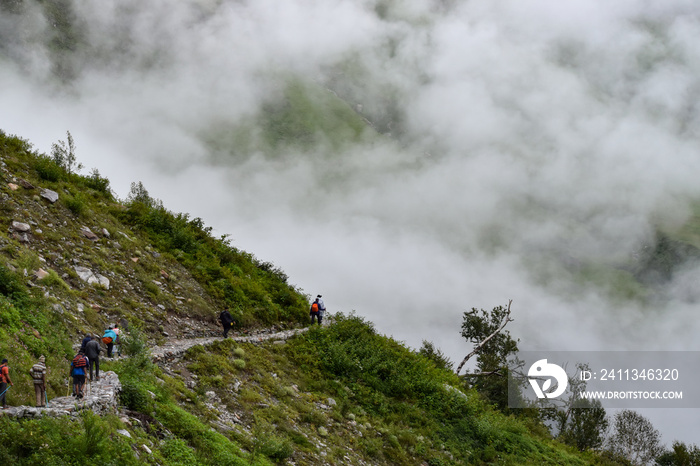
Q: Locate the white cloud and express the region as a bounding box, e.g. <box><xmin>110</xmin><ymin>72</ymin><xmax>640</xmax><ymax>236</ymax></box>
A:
<box><xmin>2</xmin><ymin>0</ymin><xmax>700</xmax><ymax>444</ymax></box>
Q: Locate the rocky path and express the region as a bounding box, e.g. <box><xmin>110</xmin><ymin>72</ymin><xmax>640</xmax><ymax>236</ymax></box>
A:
<box><xmin>2</xmin><ymin>326</ymin><xmax>310</xmax><ymax>419</ymax></box>
<box><xmin>151</xmin><ymin>326</ymin><xmax>309</xmax><ymax>362</ymax></box>
<box><xmin>1</xmin><ymin>371</ymin><xmax>121</xmax><ymax>419</ymax></box>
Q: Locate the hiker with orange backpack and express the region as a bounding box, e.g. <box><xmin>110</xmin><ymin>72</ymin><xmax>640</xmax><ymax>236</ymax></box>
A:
<box><xmin>316</xmin><ymin>295</ymin><xmax>326</xmax><ymax>325</ymax></box>
<box><xmin>102</xmin><ymin>327</ymin><xmax>117</xmax><ymax>358</ymax></box>
<box><xmin>310</xmin><ymin>295</ymin><xmax>326</xmax><ymax>325</ymax></box>
<box><xmin>70</xmin><ymin>350</ymin><xmax>88</xmax><ymax>399</ymax></box>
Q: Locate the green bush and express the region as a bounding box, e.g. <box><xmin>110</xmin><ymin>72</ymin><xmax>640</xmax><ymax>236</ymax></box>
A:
<box><xmin>33</xmin><ymin>155</ymin><xmax>64</xmax><ymax>182</ymax></box>
<box><xmin>233</xmin><ymin>359</ymin><xmax>246</xmax><ymax>370</ymax></box>
<box><xmin>63</xmin><ymin>192</ymin><xmax>88</xmax><ymax>216</ymax></box>
<box><xmin>120</xmin><ymin>380</ymin><xmax>152</xmax><ymax>412</ymax></box>
<box><xmin>160</xmin><ymin>438</ymin><xmax>201</xmax><ymax>466</ymax></box>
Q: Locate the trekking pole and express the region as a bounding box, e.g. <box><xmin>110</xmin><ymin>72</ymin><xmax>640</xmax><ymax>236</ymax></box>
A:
<box><xmin>0</xmin><ymin>385</ymin><xmax>11</xmax><ymax>399</ymax></box>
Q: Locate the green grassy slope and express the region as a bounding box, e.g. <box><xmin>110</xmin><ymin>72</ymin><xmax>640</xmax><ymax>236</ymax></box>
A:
<box><xmin>0</xmin><ymin>130</ymin><xmax>630</xmax><ymax>464</ymax></box>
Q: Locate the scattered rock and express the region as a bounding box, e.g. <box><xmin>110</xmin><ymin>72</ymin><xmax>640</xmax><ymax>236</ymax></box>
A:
<box><xmin>117</xmin><ymin>429</ymin><xmax>131</xmax><ymax>438</ymax></box>
<box><xmin>13</xmin><ymin>232</ymin><xmax>31</xmax><ymax>243</ymax></box>
<box><xmin>74</xmin><ymin>266</ymin><xmax>110</xmax><ymax>289</ymax></box>
<box><xmin>18</xmin><ymin>179</ymin><xmax>35</xmax><ymax>189</ymax></box>
<box><xmin>40</xmin><ymin>188</ymin><xmax>59</xmax><ymax>203</ymax></box>
<box><xmin>11</xmin><ymin>221</ymin><xmax>31</xmax><ymax>232</ymax></box>
<box><xmin>35</xmin><ymin>268</ymin><xmax>50</xmax><ymax>280</ymax></box>
<box><xmin>141</xmin><ymin>445</ymin><xmax>152</xmax><ymax>454</ymax></box>
<box><xmin>101</xmin><ymin>228</ymin><xmax>110</xmax><ymax>238</ymax></box>
<box><xmin>80</xmin><ymin>226</ymin><xmax>100</xmax><ymax>241</ymax></box>
<box><xmin>7</xmin><ymin>183</ymin><xmax>19</xmax><ymax>191</ymax></box>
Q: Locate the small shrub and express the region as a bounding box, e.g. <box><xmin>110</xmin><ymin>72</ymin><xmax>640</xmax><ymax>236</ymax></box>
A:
<box><xmin>160</xmin><ymin>438</ymin><xmax>199</xmax><ymax>465</ymax></box>
<box><xmin>120</xmin><ymin>380</ymin><xmax>151</xmax><ymax>412</ymax></box>
<box><xmin>83</xmin><ymin>168</ymin><xmax>111</xmax><ymax>195</ymax></box>
<box><xmin>63</xmin><ymin>193</ymin><xmax>87</xmax><ymax>216</ymax></box>
<box><xmin>233</xmin><ymin>359</ymin><xmax>246</xmax><ymax>370</ymax></box>
<box><xmin>300</xmin><ymin>409</ymin><xmax>326</xmax><ymax>426</ymax></box>
<box><xmin>258</xmin><ymin>434</ymin><xmax>294</xmax><ymax>461</ymax></box>
<box><xmin>40</xmin><ymin>269</ymin><xmax>70</xmax><ymax>290</ymax></box>
<box><xmin>233</xmin><ymin>347</ymin><xmax>245</xmax><ymax>358</ymax></box>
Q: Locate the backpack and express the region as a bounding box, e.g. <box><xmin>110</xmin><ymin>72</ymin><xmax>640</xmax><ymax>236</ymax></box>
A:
<box><xmin>102</xmin><ymin>336</ymin><xmax>113</xmax><ymax>344</ymax></box>
<box><xmin>310</xmin><ymin>303</ymin><xmax>319</xmax><ymax>313</ymax></box>
<box><xmin>72</xmin><ymin>355</ymin><xmax>87</xmax><ymax>368</ymax></box>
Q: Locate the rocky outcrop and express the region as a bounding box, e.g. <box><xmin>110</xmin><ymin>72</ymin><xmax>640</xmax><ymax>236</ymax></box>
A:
<box><xmin>74</xmin><ymin>265</ymin><xmax>110</xmax><ymax>289</ymax></box>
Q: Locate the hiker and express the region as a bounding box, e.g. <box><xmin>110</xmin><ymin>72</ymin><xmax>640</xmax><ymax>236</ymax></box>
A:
<box><xmin>85</xmin><ymin>335</ymin><xmax>102</xmax><ymax>381</ymax></box>
<box><xmin>113</xmin><ymin>323</ymin><xmax>121</xmax><ymax>356</ymax></box>
<box><xmin>29</xmin><ymin>355</ymin><xmax>47</xmax><ymax>407</ymax></box>
<box><xmin>218</xmin><ymin>308</ymin><xmax>235</xmax><ymax>338</ymax></box>
<box><xmin>0</xmin><ymin>358</ymin><xmax>13</xmax><ymax>409</ymax></box>
<box><xmin>102</xmin><ymin>327</ymin><xmax>117</xmax><ymax>358</ymax></box>
<box><xmin>70</xmin><ymin>350</ymin><xmax>88</xmax><ymax>399</ymax></box>
<box><xmin>316</xmin><ymin>295</ymin><xmax>326</xmax><ymax>325</ymax></box>
<box><xmin>310</xmin><ymin>295</ymin><xmax>322</xmax><ymax>325</ymax></box>
<box><xmin>80</xmin><ymin>334</ymin><xmax>92</xmax><ymax>352</ymax></box>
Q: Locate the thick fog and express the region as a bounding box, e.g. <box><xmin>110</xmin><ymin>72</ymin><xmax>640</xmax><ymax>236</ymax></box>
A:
<box><xmin>2</xmin><ymin>0</ymin><xmax>699</xmax><ymax>444</ymax></box>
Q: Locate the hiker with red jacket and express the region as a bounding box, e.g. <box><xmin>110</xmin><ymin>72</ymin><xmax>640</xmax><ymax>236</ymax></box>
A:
<box><xmin>70</xmin><ymin>350</ymin><xmax>88</xmax><ymax>399</ymax></box>
<box><xmin>0</xmin><ymin>358</ymin><xmax>13</xmax><ymax>409</ymax></box>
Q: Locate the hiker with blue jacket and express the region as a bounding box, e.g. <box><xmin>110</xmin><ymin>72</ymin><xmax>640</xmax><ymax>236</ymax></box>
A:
<box><xmin>102</xmin><ymin>327</ymin><xmax>117</xmax><ymax>358</ymax></box>
<box><xmin>70</xmin><ymin>350</ymin><xmax>88</xmax><ymax>399</ymax></box>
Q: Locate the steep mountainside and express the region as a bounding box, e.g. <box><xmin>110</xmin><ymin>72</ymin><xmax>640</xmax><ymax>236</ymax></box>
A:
<box><xmin>0</xmin><ymin>129</ymin><xmax>629</xmax><ymax>465</ymax></box>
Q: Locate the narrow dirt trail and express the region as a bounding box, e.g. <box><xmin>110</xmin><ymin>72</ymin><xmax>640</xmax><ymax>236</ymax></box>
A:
<box><xmin>150</xmin><ymin>327</ymin><xmax>309</xmax><ymax>362</ymax></box>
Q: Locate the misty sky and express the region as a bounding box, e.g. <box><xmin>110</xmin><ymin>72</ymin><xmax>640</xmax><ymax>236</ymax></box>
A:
<box><xmin>2</xmin><ymin>0</ymin><xmax>700</xmax><ymax>444</ymax></box>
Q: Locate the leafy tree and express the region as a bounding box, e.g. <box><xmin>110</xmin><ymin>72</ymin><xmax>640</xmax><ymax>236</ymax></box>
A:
<box><xmin>418</xmin><ymin>340</ymin><xmax>453</xmax><ymax>371</ymax></box>
<box><xmin>127</xmin><ymin>180</ymin><xmax>154</xmax><ymax>206</ymax></box>
<box><xmin>538</xmin><ymin>362</ymin><xmax>609</xmax><ymax>452</ymax></box>
<box><xmin>558</xmin><ymin>398</ymin><xmax>609</xmax><ymax>451</ymax></box>
<box><xmin>456</xmin><ymin>300</ymin><xmax>519</xmax><ymax>410</ymax></box>
<box><xmin>607</xmin><ymin>409</ymin><xmax>662</xmax><ymax>465</ymax></box>
<box><xmin>656</xmin><ymin>441</ymin><xmax>700</xmax><ymax>466</ymax></box>
<box><xmin>51</xmin><ymin>130</ymin><xmax>82</xmax><ymax>174</ymax></box>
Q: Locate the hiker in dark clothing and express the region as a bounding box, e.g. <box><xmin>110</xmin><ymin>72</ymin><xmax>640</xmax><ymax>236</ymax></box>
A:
<box><xmin>0</xmin><ymin>358</ymin><xmax>13</xmax><ymax>409</ymax></box>
<box><xmin>85</xmin><ymin>335</ymin><xmax>102</xmax><ymax>381</ymax></box>
<box><xmin>310</xmin><ymin>295</ymin><xmax>326</xmax><ymax>325</ymax></box>
<box><xmin>80</xmin><ymin>334</ymin><xmax>92</xmax><ymax>352</ymax></box>
<box><xmin>218</xmin><ymin>308</ymin><xmax>235</xmax><ymax>338</ymax></box>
